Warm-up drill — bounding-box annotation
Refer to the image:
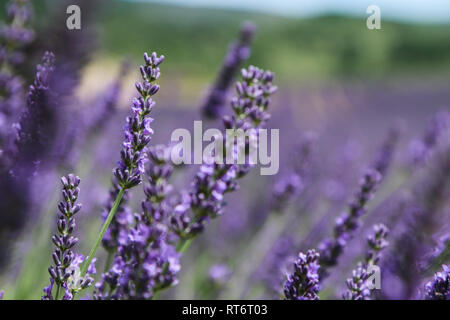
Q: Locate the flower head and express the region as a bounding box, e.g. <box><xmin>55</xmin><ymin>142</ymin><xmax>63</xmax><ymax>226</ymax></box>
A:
<box><xmin>114</xmin><ymin>52</ymin><xmax>164</xmax><ymax>189</ymax></box>
<box><xmin>284</xmin><ymin>249</ymin><xmax>321</xmax><ymax>300</ymax></box>
<box><xmin>425</xmin><ymin>265</ymin><xmax>450</xmax><ymax>300</ymax></box>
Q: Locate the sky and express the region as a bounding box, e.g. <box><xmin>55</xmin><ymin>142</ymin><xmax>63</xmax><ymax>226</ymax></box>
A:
<box><xmin>127</xmin><ymin>0</ymin><xmax>450</xmax><ymax>24</ymax></box>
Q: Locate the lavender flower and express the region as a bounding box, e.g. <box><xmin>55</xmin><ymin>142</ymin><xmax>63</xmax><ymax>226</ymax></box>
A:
<box><xmin>271</xmin><ymin>174</ymin><xmax>303</xmax><ymax>212</ymax></box>
<box><xmin>343</xmin><ymin>224</ymin><xmax>389</xmax><ymax>300</ymax></box>
<box><xmin>258</xmin><ymin>236</ymin><xmax>296</xmax><ymax>298</ymax></box>
<box><xmin>114</xmin><ymin>52</ymin><xmax>164</xmax><ymax>189</ymax></box>
<box><xmin>283</xmin><ymin>249</ymin><xmax>321</xmax><ymax>300</ymax></box>
<box><xmin>0</xmin><ymin>290</ymin><xmax>3</xmax><ymax>300</ymax></box>
<box><xmin>372</xmin><ymin>126</ymin><xmax>400</xmax><ymax>177</ymax></box>
<box><xmin>209</xmin><ymin>264</ymin><xmax>233</xmax><ymax>286</ymax></box>
<box><xmin>15</xmin><ymin>51</ymin><xmax>56</xmax><ymax>166</ymax></box>
<box><xmin>42</xmin><ymin>174</ymin><xmax>95</xmax><ymax>300</ymax></box>
<box><xmin>201</xmin><ymin>22</ymin><xmax>256</xmax><ymax>119</ymax></box>
<box><xmin>318</xmin><ymin>169</ymin><xmax>381</xmax><ymax>275</ymax></box>
<box><xmin>425</xmin><ymin>265</ymin><xmax>450</xmax><ymax>300</ymax></box>
<box><xmin>78</xmin><ymin>51</ymin><xmax>165</xmax><ymax>288</ymax></box>
<box><xmin>386</xmin><ymin>139</ymin><xmax>450</xmax><ymax>299</ymax></box>
<box><xmin>408</xmin><ymin>111</ymin><xmax>449</xmax><ymax>167</ymax></box>
<box><xmin>171</xmin><ymin>66</ymin><xmax>277</xmax><ymax>238</ymax></box>
<box><xmin>96</xmin><ymin>145</ymin><xmax>179</xmax><ymax>299</ymax></box>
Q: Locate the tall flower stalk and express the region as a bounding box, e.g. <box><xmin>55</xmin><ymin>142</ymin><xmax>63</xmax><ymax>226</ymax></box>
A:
<box><xmin>318</xmin><ymin>168</ymin><xmax>381</xmax><ymax>277</ymax></box>
<box><xmin>201</xmin><ymin>22</ymin><xmax>256</xmax><ymax>119</ymax></box>
<box><xmin>80</xmin><ymin>52</ymin><xmax>164</xmax><ymax>277</ymax></box>
<box><xmin>95</xmin><ymin>145</ymin><xmax>178</xmax><ymax>299</ymax></box>
<box><xmin>343</xmin><ymin>224</ymin><xmax>389</xmax><ymax>300</ymax></box>
<box><xmin>42</xmin><ymin>174</ymin><xmax>95</xmax><ymax>300</ymax></box>
<box><xmin>171</xmin><ymin>66</ymin><xmax>277</xmax><ymax>244</ymax></box>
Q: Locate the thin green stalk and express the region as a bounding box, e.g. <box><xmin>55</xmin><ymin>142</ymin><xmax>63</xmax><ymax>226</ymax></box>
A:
<box><xmin>55</xmin><ymin>285</ymin><xmax>61</xmax><ymax>300</ymax></box>
<box><xmin>176</xmin><ymin>238</ymin><xmax>193</xmax><ymax>253</ymax></box>
<box><xmin>80</xmin><ymin>188</ymin><xmax>125</xmax><ymax>277</ymax></box>
<box><xmin>104</xmin><ymin>252</ymin><xmax>113</xmax><ymax>273</ymax></box>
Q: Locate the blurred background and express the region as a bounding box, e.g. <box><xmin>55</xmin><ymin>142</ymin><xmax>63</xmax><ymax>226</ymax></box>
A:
<box><xmin>0</xmin><ymin>0</ymin><xmax>449</xmax><ymax>300</ymax></box>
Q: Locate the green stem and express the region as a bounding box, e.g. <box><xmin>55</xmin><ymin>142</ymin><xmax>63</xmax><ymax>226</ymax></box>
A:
<box><xmin>104</xmin><ymin>252</ymin><xmax>113</xmax><ymax>273</ymax></box>
<box><xmin>80</xmin><ymin>188</ymin><xmax>125</xmax><ymax>277</ymax></box>
<box><xmin>55</xmin><ymin>285</ymin><xmax>61</xmax><ymax>300</ymax></box>
<box><xmin>176</xmin><ymin>238</ymin><xmax>193</xmax><ymax>253</ymax></box>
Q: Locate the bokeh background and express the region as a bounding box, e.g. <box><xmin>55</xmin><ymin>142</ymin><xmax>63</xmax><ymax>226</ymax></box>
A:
<box><xmin>1</xmin><ymin>0</ymin><xmax>450</xmax><ymax>299</ymax></box>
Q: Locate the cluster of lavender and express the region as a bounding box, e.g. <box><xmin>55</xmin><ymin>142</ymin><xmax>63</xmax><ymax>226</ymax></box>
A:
<box><xmin>42</xmin><ymin>175</ymin><xmax>95</xmax><ymax>300</ymax></box>
<box><xmin>95</xmin><ymin>144</ymin><xmax>179</xmax><ymax>299</ymax></box>
<box><xmin>409</xmin><ymin>111</ymin><xmax>449</xmax><ymax>167</ymax></box>
<box><xmin>171</xmin><ymin>66</ymin><xmax>277</xmax><ymax>240</ymax></box>
<box><xmin>201</xmin><ymin>22</ymin><xmax>256</xmax><ymax>119</ymax></box>
<box><xmin>425</xmin><ymin>265</ymin><xmax>450</xmax><ymax>300</ymax></box>
<box><xmin>318</xmin><ymin>168</ymin><xmax>382</xmax><ymax>275</ymax></box>
<box><xmin>343</xmin><ymin>224</ymin><xmax>389</xmax><ymax>300</ymax></box>
<box><xmin>99</xmin><ymin>52</ymin><xmax>164</xmax><ymax>258</ymax></box>
<box><xmin>271</xmin><ymin>133</ymin><xmax>316</xmax><ymax>212</ymax></box>
<box><xmin>14</xmin><ymin>51</ymin><xmax>56</xmax><ymax>166</ymax></box>
<box><xmin>0</xmin><ymin>0</ymin><xmax>34</xmax><ymax>167</ymax></box>
<box><xmin>283</xmin><ymin>249</ymin><xmax>321</xmax><ymax>300</ymax></box>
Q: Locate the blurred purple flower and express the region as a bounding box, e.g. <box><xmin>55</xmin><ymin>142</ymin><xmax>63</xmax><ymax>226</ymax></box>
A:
<box><xmin>201</xmin><ymin>22</ymin><xmax>256</xmax><ymax>119</ymax></box>
<box><xmin>318</xmin><ymin>168</ymin><xmax>381</xmax><ymax>276</ymax></box>
<box><xmin>343</xmin><ymin>224</ymin><xmax>389</xmax><ymax>300</ymax></box>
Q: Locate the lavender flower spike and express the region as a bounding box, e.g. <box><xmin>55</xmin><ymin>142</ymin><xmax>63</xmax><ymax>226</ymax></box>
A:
<box><xmin>95</xmin><ymin>145</ymin><xmax>178</xmax><ymax>299</ymax></box>
<box><xmin>15</xmin><ymin>51</ymin><xmax>56</xmax><ymax>164</ymax></box>
<box><xmin>114</xmin><ymin>52</ymin><xmax>164</xmax><ymax>189</ymax></box>
<box><xmin>284</xmin><ymin>249</ymin><xmax>321</xmax><ymax>300</ymax></box>
<box><xmin>42</xmin><ymin>174</ymin><xmax>95</xmax><ymax>300</ymax></box>
<box><xmin>425</xmin><ymin>265</ymin><xmax>450</xmax><ymax>300</ymax></box>
<box><xmin>318</xmin><ymin>168</ymin><xmax>381</xmax><ymax>275</ymax></box>
<box><xmin>201</xmin><ymin>22</ymin><xmax>256</xmax><ymax>119</ymax></box>
<box><xmin>343</xmin><ymin>224</ymin><xmax>389</xmax><ymax>300</ymax></box>
<box><xmin>81</xmin><ymin>52</ymin><xmax>164</xmax><ymax>278</ymax></box>
<box><xmin>171</xmin><ymin>66</ymin><xmax>277</xmax><ymax>239</ymax></box>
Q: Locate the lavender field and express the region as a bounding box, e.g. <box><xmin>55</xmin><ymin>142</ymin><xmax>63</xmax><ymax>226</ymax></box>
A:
<box><xmin>0</xmin><ymin>0</ymin><xmax>450</xmax><ymax>301</ymax></box>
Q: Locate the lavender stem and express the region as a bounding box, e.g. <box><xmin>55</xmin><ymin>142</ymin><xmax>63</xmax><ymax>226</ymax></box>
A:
<box><xmin>80</xmin><ymin>188</ymin><xmax>125</xmax><ymax>277</ymax></box>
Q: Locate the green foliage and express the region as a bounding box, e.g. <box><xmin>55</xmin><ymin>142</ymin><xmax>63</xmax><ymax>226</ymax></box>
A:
<box><xmin>96</xmin><ymin>1</ymin><xmax>450</xmax><ymax>82</ymax></box>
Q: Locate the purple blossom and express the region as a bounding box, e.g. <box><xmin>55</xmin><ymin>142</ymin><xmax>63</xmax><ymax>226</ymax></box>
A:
<box><xmin>425</xmin><ymin>265</ymin><xmax>450</xmax><ymax>300</ymax></box>
<box><xmin>343</xmin><ymin>224</ymin><xmax>389</xmax><ymax>300</ymax></box>
<box><xmin>318</xmin><ymin>168</ymin><xmax>381</xmax><ymax>275</ymax></box>
<box><xmin>114</xmin><ymin>52</ymin><xmax>164</xmax><ymax>189</ymax></box>
<box><xmin>15</xmin><ymin>51</ymin><xmax>56</xmax><ymax>167</ymax></box>
<box><xmin>372</xmin><ymin>126</ymin><xmax>400</xmax><ymax>177</ymax></box>
<box><xmin>201</xmin><ymin>22</ymin><xmax>256</xmax><ymax>119</ymax></box>
<box><xmin>42</xmin><ymin>174</ymin><xmax>95</xmax><ymax>300</ymax></box>
<box><xmin>408</xmin><ymin>110</ymin><xmax>449</xmax><ymax>167</ymax></box>
<box><xmin>96</xmin><ymin>145</ymin><xmax>179</xmax><ymax>299</ymax></box>
<box><xmin>171</xmin><ymin>66</ymin><xmax>277</xmax><ymax>238</ymax></box>
<box><xmin>209</xmin><ymin>264</ymin><xmax>233</xmax><ymax>286</ymax></box>
<box><xmin>283</xmin><ymin>249</ymin><xmax>321</xmax><ymax>300</ymax></box>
